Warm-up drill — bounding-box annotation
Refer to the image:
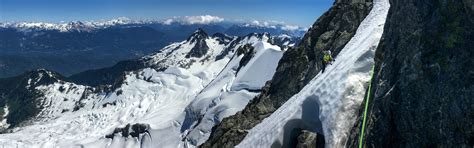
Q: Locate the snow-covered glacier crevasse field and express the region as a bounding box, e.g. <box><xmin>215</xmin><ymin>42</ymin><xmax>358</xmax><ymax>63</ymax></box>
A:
<box><xmin>182</xmin><ymin>42</ymin><xmax>284</xmax><ymax>146</ymax></box>
<box><xmin>0</xmin><ymin>32</ymin><xmax>285</xmax><ymax>147</ymax></box>
<box><xmin>237</xmin><ymin>0</ymin><xmax>390</xmax><ymax>147</ymax></box>
<box><xmin>0</xmin><ymin>31</ymin><xmax>232</xmax><ymax>148</ymax></box>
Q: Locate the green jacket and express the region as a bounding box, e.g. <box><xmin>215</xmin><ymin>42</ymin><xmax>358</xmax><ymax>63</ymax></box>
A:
<box><xmin>323</xmin><ymin>54</ymin><xmax>332</xmax><ymax>62</ymax></box>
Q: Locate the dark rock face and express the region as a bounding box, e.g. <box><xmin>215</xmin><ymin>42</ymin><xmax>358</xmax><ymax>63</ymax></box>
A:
<box><xmin>186</xmin><ymin>28</ymin><xmax>210</xmax><ymax>58</ymax></box>
<box><xmin>68</xmin><ymin>59</ymin><xmax>146</xmax><ymax>87</ymax></box>
<box><xmin>0</xmin><ymin>69</ymin><xmax>65</xmax><ymax>128</ymax></box>
<box><xmin>347</xmin><ymin>0</ymin><xmax>474</xmax><ymax>147</ymax></box>
<box><xmin>214</xmin><ymin>32</ymin><xmax>300</xmax><ymax>61</ymax></box>
<box><xmin>215</xmin><ymin>33</ymin><xmax>260</xmax><ymax>61</ymax></box>
<box><xmin>105</xmin><ymin>123</ymin><xmax>150</xmax><ymax>139</ymax></box>
<box><xmin>296</xmin><ymin>130</ymin><xmax>325</xmax><ymax>148</ymax></box>
<box><xmin>269</xmin><ymin>35</ymin><xmax>302</xmax><ymax>50</ymax></box>
<box><xmin>235</xmin><ymin>44</ymin><xmax>255</xmax><ymax>73</ymax></box>
<box><xmin>212</xmin><ymin>33</ymin><xmax>233</xmax><ymax>45</ymax></box>
<box><xmin>201</xmin><ymin>0</ymin><xmax>373</xmax><ymax>147</ymax></box>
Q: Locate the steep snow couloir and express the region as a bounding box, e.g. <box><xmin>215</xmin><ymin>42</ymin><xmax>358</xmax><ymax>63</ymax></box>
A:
<box><xmin>237</xmin><ymin>0</ymin><xmax>390</xmax><ymax>147</ymax></box>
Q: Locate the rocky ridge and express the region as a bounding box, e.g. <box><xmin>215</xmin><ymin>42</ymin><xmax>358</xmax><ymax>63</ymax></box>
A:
<box><xmin>202</xmin><ymin>0</ymin><xmax>374</xmax><ymax>147</ymax></box>
<box><xmin>346</xmin><ymin>0</ymin><xmax>474</xmax><ymax>147</ymax></box>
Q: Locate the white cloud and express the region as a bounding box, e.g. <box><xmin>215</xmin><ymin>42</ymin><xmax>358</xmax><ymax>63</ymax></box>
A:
<box><xmin>161</xmin><ymin>15</ymin><xmax>224</xmax><ymax>25</ymax></box>
<box><xmin>246</xmin><ymin>20</ymin><xmax>278</xmax><ymax>28</ymax></box>
<box><xmin>281</xmin><ymin>25</ymin><xmax>300</xmax><ymax>31</ymax></box>
<box><xmin>162</xmin><ymin>19</ymin><xmax>174</xmax><ymax>25</ymax></box>
<box><xmin>159</xmin><ymin>16</ymin><xmax>307</xmax><ymax>31</ymax></box>
<box><xmin>182</xmin><ymin>15</ymin><xmax>224</xmax><ymax>24</ymax></box>
<box><xmin>245</xmin><ymin>19</ymin><xmax>307</xmax><ymax>31</ymax></box>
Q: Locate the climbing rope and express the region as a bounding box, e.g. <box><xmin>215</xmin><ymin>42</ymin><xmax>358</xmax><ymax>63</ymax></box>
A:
<box><xmin>358</xmin><ymin>65</ymin><xmax>375</xmax><ymax>148</ymax></box>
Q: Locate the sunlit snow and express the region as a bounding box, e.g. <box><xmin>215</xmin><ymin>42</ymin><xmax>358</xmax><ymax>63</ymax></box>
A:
<box><xmin>237</xmin><ymin>0</ymin><xmax>390</xmax><ymax>147</ymax></box>
<box><xmin>0</xmin><ymin>32</ymin><xmax>285</xmax><ymax>148</ymax></box>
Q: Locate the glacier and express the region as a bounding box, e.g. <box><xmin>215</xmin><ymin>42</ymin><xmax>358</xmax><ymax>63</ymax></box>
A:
<box><xmin>182</xmin><ymin>42</ymin><xmax>284</xmax><ymax>146</ymax></box>
<box><xmin>0</xmin><ymin>32</ymin><xmax>287</xmax><ymax>148</ymax></box>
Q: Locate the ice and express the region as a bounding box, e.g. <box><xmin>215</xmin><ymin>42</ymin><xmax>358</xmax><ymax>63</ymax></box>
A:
<box><xmin>181</xmin><ymin>41</ymin><xmax>284</xmax><ymax>146</ymax></box>
<box><xmin>0</xmin><ymin>32</ymin><xmax>282</xmax><ymax>147</ymax></box>
<box><xmin>237</xmin><ymin>0</ymin><xmax>390</xmax><ymax>147</ymax></box>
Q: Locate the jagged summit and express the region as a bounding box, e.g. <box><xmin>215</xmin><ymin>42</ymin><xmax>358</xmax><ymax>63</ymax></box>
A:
<box><xmin>0</xmin><ymin>68</ymin><xmax>72</xmax><ymax>128</ymax></box>
<box><xmin>212</xmin><ymin>32</ymin><xmax>234</xmax><ymax>44</ymax></box>
<box><xmin>184</xmin><ymin>28</ymin><xmax>211</xmax><ymax>58</ymax></box>
<box><xmin>62</xmin><ymin>21</ymin><xmax>93</xmax><ymax>32</ymax></box>
<box><xmin>19</xmin><ymin>69</ymin><xmax>66</xmax><ymax>87</ymax></box>
<box><xmin>28</xmin><ymin>69</ymin><xmax>61</xmax><ymax>76</ymax></box>
<box><xmin>193</xmin><ymin>28</ymin><xmax>206</xmax><ymax>34</ymax></box>
<box><xmin>187</xmin><ymin>28</ymin><xmax>209</xmax><ymax>43</ymax></box>
<box><xmin>244</xmin><ymin>32</ymin><xmax>270</xmax><ymax>39</ymax></box>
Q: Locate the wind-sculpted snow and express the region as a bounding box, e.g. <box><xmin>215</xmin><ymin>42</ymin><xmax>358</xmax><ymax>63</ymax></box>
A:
<box><xmin>0</xmin><ymin>67</ymin><xmax>204</xmax><ymax>147</ymax></box>
<box><xmin>231</xmin><ymin>42</ymin><xmax>283</xmax><ymax>91</ymax></box>
<box><xmin>237</xmin><ymin>0</ymin><xmax>390</xmax><ymax>147</ymax></box>
<box><xmin>0</xmin><ymin>31</ymin><xmax>287</xmax><ymax>147</ymax></box>
<box><xmin>181</xmin><ymin>41</ymin><xmax>284</xmax><ymax>146</ymax></box>
<box><xmin>35</xmin><ymin>83</ymin><xmax>89</xmax><ymax>119</ymax></box>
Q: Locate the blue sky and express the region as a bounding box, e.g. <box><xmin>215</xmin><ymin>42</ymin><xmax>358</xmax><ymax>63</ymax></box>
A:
<box><xmin>0</xmin><ymin>0</ymin><xmax>333</xmax><ymax>27</ymax></box>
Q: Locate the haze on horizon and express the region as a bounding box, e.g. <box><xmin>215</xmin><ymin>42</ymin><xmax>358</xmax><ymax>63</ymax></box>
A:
<box><xmin>0</xmin><ymin>0</ymin><xmax>333</xmax><ymax>27</ymax></box>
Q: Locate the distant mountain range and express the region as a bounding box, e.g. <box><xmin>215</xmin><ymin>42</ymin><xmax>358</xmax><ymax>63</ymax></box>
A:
<box><xmin>0</xmin><ymin>18</ymin><xmax>305</xmax><ymax>78</ymax></box>
<box><xmin>0</xmin><ymin>17</ymin><xmax>307</xmax><ymax>35</ymax></box>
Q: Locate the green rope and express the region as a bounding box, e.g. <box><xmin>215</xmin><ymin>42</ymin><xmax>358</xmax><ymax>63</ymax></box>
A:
<box><xmin>358</xmin><ymin>65</ymin><xmax>375</xmax><ymax>148</ymax></box>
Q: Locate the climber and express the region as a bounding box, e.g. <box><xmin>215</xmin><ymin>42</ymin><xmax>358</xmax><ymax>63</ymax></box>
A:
<box><xmin>321</xmin><ymin>50</ymin><xmax>334</xmax><ymax>73</ymax></box>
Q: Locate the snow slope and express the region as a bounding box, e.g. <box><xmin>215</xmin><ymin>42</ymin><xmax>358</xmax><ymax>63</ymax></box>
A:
<box><xmin>231</xmin><ymin>42</ymin><xmax>284</xmax><ymax>91</ymax></box>
<box><xmin>237</xmin><ymin>0</ymin><xmax>390</xmax><ymax>147</ymax></box>
<box><xmin>0</xmin><ymin>67</ymin><xmax>204</xmax><ymax>147</ymax></box>
<box><xmin>0</xmin><ymin>31</ymin><xmax>286</xmax><ymax>147</ymax></box>
<box><xmin>181</xmin><ymin>42</ymin><xmax>283</xmax><ymax>146</ymax></box>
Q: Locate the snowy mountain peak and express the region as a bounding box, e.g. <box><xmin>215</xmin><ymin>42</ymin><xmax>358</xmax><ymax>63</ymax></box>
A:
<box><xmin>245</xmin><ymin>32</ymin><xmax>267</xmax><ymax>38</ymax></box>
<box><xmin>0</xmin><ymin>18</ymin><xmax>138</xmax><ymax>32</ymax></box>
<box><xmin>67</xmin><ymin>21</ymin><xmax>85</xmax><ymax>26</ymax></box>
<box><xmin>211</xmin><ymin>33</ymin><xmax>234</xmax><ymax>44</ymax></box>
<box><xmin>183</xmin><ymin>28</ymin><xmax>211</xmax><ymax>58</ymax></box>
<box><xmin>241</xmin><ymin>32</ymin><xmax>271</xmax><ymax>42</ymax></box>
<box><xmin>23</xmin><ymin>69</ymin><xmax>65</xmax><ymax>87</ymax></box>
<box><xmin>187</xmin><ymin>28</ymin><xmax>209</xmax><ymax>43</ymax></box>
<box><xmin>105</xmin><ymin>17</ymin><xmax>132</xmax><ymax>25</ymax></box>
<box><xmin>63</xmin><ymin>21</ymin><xmax>93</xmax><ymax>32</ymax></box>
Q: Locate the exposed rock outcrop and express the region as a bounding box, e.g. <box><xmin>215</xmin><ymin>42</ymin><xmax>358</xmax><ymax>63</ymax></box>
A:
<box><xmin>296</xmin><ymin>130</ymin><xmax>325</xmax><ymax>148</ymax></box>
<box><xmin>68</xmin><ymin>59</ymin><xmax>146</xmax><ymax>87</ymax></box>
<box><xmin>235</xmin><ymin>44</ymin><xmax>255</xmax><ymax>73</ymax></box>
<box><xmin>186</xmin><ymin>28</ymin><xmax>210</xmax><ymax>58</ymax></box>
<box><xmin>105</xmin><ymin>123</ymin><xmax>150</xmax><ymax>139</ymax></box>
<box><xmin>201</xmin><ymin>0</ymin><xmax>374</xmax><ymax>147</ymax></box>
<box><xmin>0</xmin><ymin>69</ymin><xmax>65</xmax><ymax>128</ymax></box>
<box><xmin>347</xmin><ymin>0</ymin><xmax>474</xmax><ymax>147</ymax></box>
